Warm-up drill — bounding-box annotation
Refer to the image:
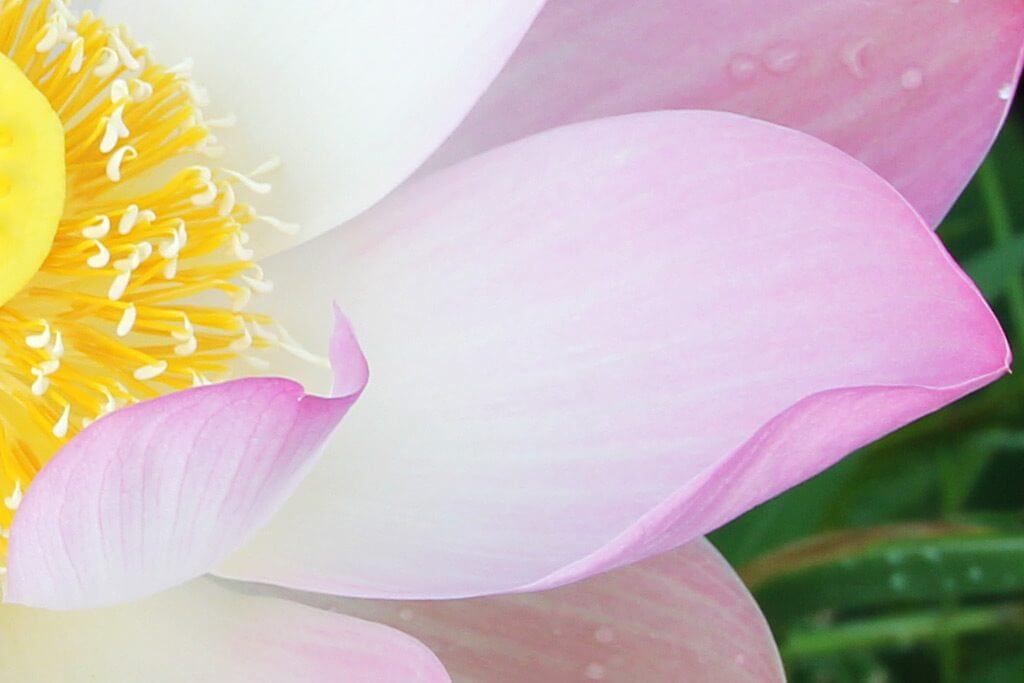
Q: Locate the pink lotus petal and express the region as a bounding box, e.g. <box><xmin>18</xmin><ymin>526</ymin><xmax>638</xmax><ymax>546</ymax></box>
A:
<box><xmin>425</xmin><ymin>0</ymin><xmax>1024</xmax><ymax>227</ymax></box>
<box><xmin>5</xmin><ymin>311</ymin><xmax>368</xmax><ymax>610</ymax></box>
<box><xmin>320</xmin><ymin>539</ymin><xmax>782</xmax><ymax>682</ymax></box>
<box><xmin>221</xmin><ymin>111</ymin><xmax>1009</xmax><ymax>600</ymax></box>
<box><xmin>95</xmin><ymin>0</ymin><xmax>545</xmax><ymax>253</ymax></box>
<box><xmin>0</xmin><ymin>578</ymin><xmax>448</xmax><ymax>682</ymax></box>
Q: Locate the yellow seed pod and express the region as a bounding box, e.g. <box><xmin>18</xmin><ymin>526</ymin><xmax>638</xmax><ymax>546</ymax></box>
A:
<box><xmin>0</xmin><ymin>51</ymin><xmax>65</xmax><ymax>307</ymax></box>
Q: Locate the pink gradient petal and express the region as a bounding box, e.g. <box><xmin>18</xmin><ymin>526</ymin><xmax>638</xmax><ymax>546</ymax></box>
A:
<box><xmin>309</xmin><ymin>540</ymin><xmax>783</xmax><ymax>682</ymax></box>
<box><xmin>221</xmin><ymin>111</ymin><xmax>1009</xmax><ymax>600</ymax></box>
<box><xmin>95</xmin><ymin>0</ymin><xmax>545</xmax><ymax>253</ymax></box>
<box><xmin>424</xmin><ymin>0</ymin><xmax>1024</xmax><ymax>227</ymax></box>
<box><xmin>5</xmin><ymin>312</ymin><xmax>368</xmax><ymax>610</ymax></box>
<box><xmin>0</xmin><ymin>579</ymin><xmax>448</xmax><ymax>682</ymax></box>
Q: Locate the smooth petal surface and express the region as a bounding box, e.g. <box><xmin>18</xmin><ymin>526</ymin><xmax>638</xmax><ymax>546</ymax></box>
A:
<box><xmin>283</xmin><ymin>540</ymin><xmax>783</xmax><ymax>683</ymax></box>
<box><xmin>0</xmin><ymin>579</ymin><xmax>448</xmax><ymax>682</ymax></box>
<box><xmin>94</xmin><ymin>0</ymin><xmax>545</xmax><ymax>252</ymax></box>
<box><xmin>424</xmin><ymin>0</ymin><xmax>1024</xmax><ymax>227</ymax></box>
<box><xmin>6</xmin><ymin>313</ymin><xmax>368</xmax><ymax>610</ymax></box>
<box><xmin>223</xmin><ymin>111</ymin><xmax>1009</xmax><ymax>599</ymax></box>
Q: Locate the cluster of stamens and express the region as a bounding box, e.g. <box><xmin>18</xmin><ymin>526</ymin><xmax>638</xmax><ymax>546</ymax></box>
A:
<box><xmin>0</xmin><ymin>0</ymin><xmax>309</xmax><ymax>558</ymax></box>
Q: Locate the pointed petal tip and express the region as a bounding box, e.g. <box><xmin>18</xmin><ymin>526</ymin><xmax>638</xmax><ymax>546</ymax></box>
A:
<box><xmin>219</xmin><ymin>110</ymin><xmax>1010</xmax><ymax>600</ymax></box>
<box><xmin>330</xmin><ymin>302</ymin><xmax>370</xmax><ymax>397</ymax></box>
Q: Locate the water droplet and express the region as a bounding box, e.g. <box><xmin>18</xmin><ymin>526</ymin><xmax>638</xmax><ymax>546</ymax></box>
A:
<box><xmin>584</xmin><ymin>663</ymin><xmax>607</xmax><ymax>680</ymax></box>
<box><xmin>942</xmin><ymin>577</ymin><xmax>957</xmax><ymax>593</ymax></box>
<box><xmin>885</xmin><ymin>549</ymin><xmax>905</xmax><ymax>565</ymax></box>
<box><xmin>811</xmin><ymin>609</ymin><xmax>835</xmax><ymax>627</ymax></box>
<box><xmin>999</xmin><ymin>83</ymin><xmax>1013</xmax><ymax>101</ymax></box>
<box><xmin>889</xmin><ymin>572</ymin><xmax>908</xmax><ymax>591</ymax></box>
<box><xmin>728</xmin><ymin>54</ymin><xmax>759</xmax><ymax>82</ymax></box>
<box><xmin>967</xmin><ymin>566</ymin><xmax>984</xmax><ymax>583</ymax></box>
<box><xmin>840</xmin><ymin>39</ymin><xmax>871</xmax><ymax>79</ymax></box>
<box><xmin>764</xmin><ymin>43</ymin><xmax>801</xmax><ymax>74</ymax></box>
<box><xmin>900</xmin><ymin>68</ymin><xmax>924</xmax><ymax>90</ymax></box>
<box><xmin>398</xmin><ymin>608</ymin><xmax>414</xmax><ymax>622</ymax></box>
<box><xmin>734</xmin><ymin>653</ymin><xmax>747</xmax><ymax>667</ymax></box>
<box><xmin>921</xmin><ymin>546</ymin><xmax>941</xmax><ymax>563</ymax></box>
<box><xmin>866</xmin><ymin>668</ymin><xmax>890</xmax><ymax>683</ymax></box>
<box><xmin>594</xmin><ymin>626</ymin><xmax>615</xmax><ymax>644</ymax></box>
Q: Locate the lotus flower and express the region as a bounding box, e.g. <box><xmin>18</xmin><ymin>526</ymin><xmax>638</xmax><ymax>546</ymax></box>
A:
<box><xmin>0</xmin><ymin>0</ymin><xmax>1020</xmax><ymax>679</ymax></box>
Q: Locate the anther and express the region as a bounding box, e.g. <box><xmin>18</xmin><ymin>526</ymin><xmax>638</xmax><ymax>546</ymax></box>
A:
<box><xmin>231</xmin><ymin>232</ymin><xmax>254</xmax><ymax>260</ymax></box>
<box><xmin>190</xmin><ymin>180</ymin><xmax>218</xmax><ymax>206</ymax></box>
<box><xmin>133</xmin><ymin>361</ymin><xmax>168</xmax><ymax>381</ymax></box>
<box><xmin>83</xmin><ymin>215</ymin><xmax>112</xmax><ymax>239</ymax></box>
<box><xmin>116</xmin><ymin>303</ymin><xmax>137</xmax><ymax>337</ymax></box>
<box><xmin>109</xmin><ymin>29</ymin><xmax>141</xmax><ymax>71</ymax></box>
<box><xmin>52</xmin><ymin>404</ymin><xmax>71</xmax><ymax>438</ymax></box>
<box><xmin>174</xmin><ymin>335</ymin><xmax>197</xmax><ymax>356</ymax></box>
<box><xmin>68</xmin><ymin>37</ymin><xmax>85</xmax><ymax>73</ymax></box>
<box><xmin>4</xmin><ymin>482</ymin><xmax>22</xmax><ymax>511</ymax></box>
<box><xmin>87</xmin><ymin>240</ymin><xmax>110</xmax><ymax>268</ymax></box>
<box><xmin>254</xmin><ymin>213</ymin><xmax>300</xmax><ymax>235</ymax></box>
<box><xmin>94</xmin><ymin>47</ymin><xmax>120</xmax><ymax>77</ymax></box>
<box><xmin>26</xmin><ymin>321</ymin><xmax>52</xmax><ymax>349</ymax></box>
<box><xmin>223</xmin><ymin>169</ymin><xmax>272</xmax><ymax>194</ymax></box>
<box><xmin>229</xmin><ymin>324</ymin><xmax>253</xmax><ymax>352</ymax></box>
<box><xmin>250</xmin><ymin>156</ymin><xmax>282</xmax><ymax>177</ymax></box>
<box><xmin>109</xmin><ymin>271</ymin><xmax>132</xmax><ymax>300</ymax></box>
<box><xmin>217</xmin><ymin>181</ymin><xmax>236</xmax><ymax>216</ymax></box>
<box><xmin>106</xmin><ymin>145</ymin><xmax>138</xmax><ymax>182</ymax></box>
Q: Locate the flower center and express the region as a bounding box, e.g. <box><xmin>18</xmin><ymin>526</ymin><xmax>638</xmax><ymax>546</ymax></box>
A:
<box><xmin>0</xmin><ymin>48</ymin><xmax>65</xmax><ymax>307</ymax></box>
<box><xmin>0</xmin><ymin>0</ymin><xmax>304</xmax><ymax>555</ymax></box>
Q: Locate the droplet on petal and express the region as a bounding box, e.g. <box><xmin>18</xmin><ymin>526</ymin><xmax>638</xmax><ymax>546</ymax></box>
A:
<box><xmin>763</xmin><ymin>43</ymin><xmax>802</xmax><ymax>74</ymax></box>
<box><xmin>900</xmin><ymin>67</ymin><xmax>924</xmax><ymax>90</ymax></box>
<box><xmin>727</xmin><ymin>53</ymin><xmax>759</xmax><ymax>82</ymax></box>
<box><xmin>840</xmin><ymin>38</ymin><xmax>871</xmax><ymax>79</ymax></box>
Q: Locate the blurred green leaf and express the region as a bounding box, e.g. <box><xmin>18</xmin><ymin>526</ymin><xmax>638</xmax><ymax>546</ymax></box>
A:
<box><xmin>743</xmin><ymin>525</ymin><xmax>1024</xmax><ymax>623</ymax></box>
<box><xmin>964</xmin><ymin>234</ymin><xmax>1024</xmax><ymax>300</ymax></box>
<box><xmin>782</xmin><ymin>604</ymin><xmax>1024</xmax><ymax>663</ymax></box>
<box><xmin>965</xmin><ymin>651</ymin><xmax>1024</xmax><ymax>683</ymax></box>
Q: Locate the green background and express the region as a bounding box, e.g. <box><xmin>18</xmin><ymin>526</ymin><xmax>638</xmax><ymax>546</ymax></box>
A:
<box><xmin>711</xmin><ymin>100</ymin><xmax>1024</xmax><ymax>682</ymax></box>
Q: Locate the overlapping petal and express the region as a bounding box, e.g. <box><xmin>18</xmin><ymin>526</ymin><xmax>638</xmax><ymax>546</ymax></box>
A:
<box><xmin>424</xmin><ymin>0</ymin><xmax>1024</xmax><ymax>227</ymax></box>
<box><xmin>5</xmin><ymin>312</ymin><xmax>367</xmax><ymax>610</ymax></box>
<box><xmin>220</xmin><ymin>111</ymin><xmax>1009</xmax><ymax>599</ymax></box>
<box><xmin>319</xmin><ymin>540</ymin><xmax>783</xmax><ymax>682</ymax></box>
<box><xmin>0</xmin><ymin>579</ymin><xmax>448</xmax><ymax>682</ymax></box>
<box><xmin>94</xmin><ymin>0</ymin><xmax>546</xmax><ymax>252</ymax></box>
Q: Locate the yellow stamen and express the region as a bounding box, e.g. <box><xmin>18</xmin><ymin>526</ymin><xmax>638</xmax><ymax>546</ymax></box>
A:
<box><xmin>0</xmin><ymin>0</ymin><xmax>305</xmax><ymax>560</ymax></box>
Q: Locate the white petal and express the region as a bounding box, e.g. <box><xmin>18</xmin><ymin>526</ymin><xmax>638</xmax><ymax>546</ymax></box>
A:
<box><xmin>0</xmin><ymin>579</ymin><xmax>448</xmax><ymax>681</ymax></box>
<box><xmin>95</xmin><ymin>0</ymin><xmax>545</xmax><ymax>253</ymax></box>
